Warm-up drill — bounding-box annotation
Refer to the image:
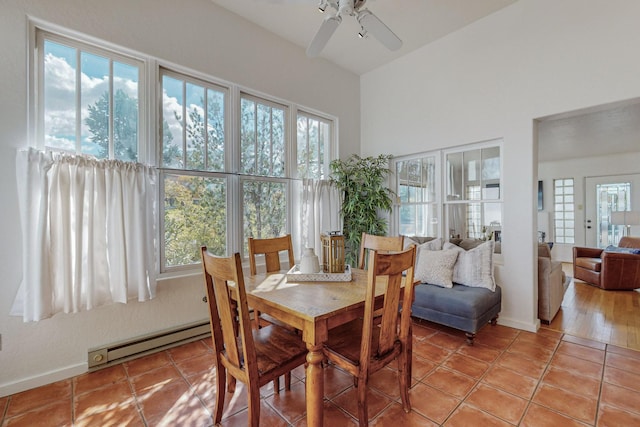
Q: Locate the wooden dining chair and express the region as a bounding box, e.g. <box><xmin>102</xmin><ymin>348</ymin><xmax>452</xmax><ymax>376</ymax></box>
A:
<box><xmin>323</xmin><ymin>246</ymin><xmax>417</xmax><ymax>427</ymax></box>
<box><xmin>248</xmin><ymin>234</ymin><xmax>295</xmax><ymax>276</ymax></box>
<box><xmin>247</xmin><ymin>234</ymin><xmax>298</xmax><ymax>390</ymax></box>
<box><xmin>200</xmin><ymin>247</ymin><xmax>308</xmax><ymax>427</ymax></box>
<box><xmin>358</xmin><ymin>232</ymin><xmax>405</xmax><ymax>269</ymax></box>
<box><xmin>248</xmin><ymin>234</ymin><xmax>296</xmax><ymax>327</ymax></box>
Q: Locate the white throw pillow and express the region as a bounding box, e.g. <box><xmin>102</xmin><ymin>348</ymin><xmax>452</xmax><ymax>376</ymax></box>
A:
<box><xmin>443</xmin><ymin>240</ymin><xmax>496</xmax><ymax>291</ymax></box>
<box><xmin>413</xmin><ymin>237</ymin><xmax>443</xmax><ymax>267</ymax></box>
<box><xmin>415</xmin><ymin>249</ymin><xmax>459</xmax><ymax>288</ymax></box>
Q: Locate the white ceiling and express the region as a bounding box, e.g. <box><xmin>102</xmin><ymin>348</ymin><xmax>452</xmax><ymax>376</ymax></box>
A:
<box><xmin>209</xmin><ymin>1</ymin><xmax>640</xmax><ymax>162</ymax></box>
<box><xmin>210</xmin><ymin>0</ymin><xmax>518</xmax><ymax>75</ymax></box>
<box><xmin>538</xmin><ymin>99</ymin><xmax>640</xmax><ymax>163</ymax></box>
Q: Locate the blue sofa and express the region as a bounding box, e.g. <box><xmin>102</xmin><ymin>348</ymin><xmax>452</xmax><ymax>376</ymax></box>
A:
<box><xmin>406</xmin><ymin>236</ymin><xmax>502</xmax><ymax>345</ymax></box>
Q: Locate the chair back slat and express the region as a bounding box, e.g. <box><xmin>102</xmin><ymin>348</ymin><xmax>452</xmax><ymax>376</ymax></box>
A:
<box><xmin>248</xmin><ymin>235</ymin><xmax>295</xmax><ymax>275</ymax></box>
<box><xmin>362</xmin><ymin>247</ymin><xmax>416</xmax><ymax>363</ymax></box>
<box><xmin>201</xmin><ymin>248</ymin><xmax>258</xmax><ymax>382</ymax></box>
<box><xmin>358</xmin><ymin>233</ymin><xmax>405</xmax><ymax>269</ymax></box>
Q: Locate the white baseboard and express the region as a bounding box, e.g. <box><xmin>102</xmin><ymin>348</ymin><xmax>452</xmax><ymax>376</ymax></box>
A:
<box><xmin>0</xmin><ymin>362</ymin><xmax>87</xmax><ymax>398</ymax></box>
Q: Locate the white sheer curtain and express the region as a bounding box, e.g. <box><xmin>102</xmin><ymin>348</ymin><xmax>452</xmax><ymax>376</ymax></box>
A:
<box><xmin>297</xmin><ymin>179</ymin><xmax>342</xmax><ymax>257</ymax></box>
<box><xmin>12</xmin><ymin>148</ymin><xmax>158</xmax><ymax>322</ymax></box>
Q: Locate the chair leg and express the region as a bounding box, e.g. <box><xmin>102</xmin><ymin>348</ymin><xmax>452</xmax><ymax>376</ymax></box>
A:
<box><xmin>214</xmin><ymin>366</ymin><xmax>226</xmax><ymax>424</ymax></box>
<box><xmin>398</xmin><ymin>353</ymin><xmax>411</xmax><ymax>413</ymax></box>
<box><xmin>273</xmin><ymin>377</ymin><xmax>280</xmax><ymax>393</ymax></box>
<box><xmin>247</xmin><ymin>384</ymin><xmax>261</xmax><ymax>427</ymax></box>
<box><xmin>356</xmin><ymin>375</ymin><xmax>368</xmax><ymax>427</ymax></box>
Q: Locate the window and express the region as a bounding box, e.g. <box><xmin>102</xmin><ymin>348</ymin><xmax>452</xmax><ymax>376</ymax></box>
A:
<box><xmin>445</xmin><ymin>144</ymin><xmax>502</xmax><ymax>241</ymax></box>
<box><xmin>554</xmin><ymin>178</ymin><xmax>575</xmax><ymax>244</ymax></box>
<box><xmin>392</xmin><ymin>142</ymin><xmax>502</xmax><ymax>242</ymax></box>
<box><xmin>240</xmin><ymin>95</ymin><xmax>288</xmax><ymax>252</ymax></box>
<box><xmin>36</xmin><ymin>31</ymin><xmax>143</xmax><ymax>161</ymax></box>
<box><xmin>394</xmin><ymin>155</ymin><xmax>439</xmax><ymax>237</ymax></box>
<box><xmin>297</xmin><ymin>112</ymin><xmax>331</xmax><ymax>179</ymax></box>
<box><xmin>160</xmin><ymin>69</ymin><xmax>229</xmax><ymax>268</ymax></box>
<box><xmin>159</xmin><ymin>81</ymin><xmax>335</xmax><ymax>271</ymax></box>
<box><xmin>33</xmin><ymin>27</ymin><xmax>337</xmax><ymax>275</ymax></box>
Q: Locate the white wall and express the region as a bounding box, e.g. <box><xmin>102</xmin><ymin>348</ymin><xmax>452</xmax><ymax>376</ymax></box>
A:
<box><xmin>539</xmin><ymin>152</ymin><xmax>640</xmax><ymax>262</ymax></box>
<box><xmin>361</xmin><ymin>0</ymin><xmax>640</xmax><ymax>332</ymax></box>
<box><xmin>0</xmin><ymin>0</ymin><xmax>360</xmax><ymax>396</ymax></box>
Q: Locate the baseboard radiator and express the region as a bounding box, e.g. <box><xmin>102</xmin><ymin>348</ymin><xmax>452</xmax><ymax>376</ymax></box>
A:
<box><xmin>88</xmin><ymin>320</ymin><xmax>211</xmax><ymax>371</ymax></box>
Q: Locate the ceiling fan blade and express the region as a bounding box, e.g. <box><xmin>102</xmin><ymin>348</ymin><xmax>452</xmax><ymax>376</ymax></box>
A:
<box><xmin>357</xmin><ymin>9</ymin><xmax>402</xmax><ymax>51</ymax></box>
<box><xmin>306</xmin><ymin>14</ymin><xmax>342</xmax><ymax>57</ymax></box>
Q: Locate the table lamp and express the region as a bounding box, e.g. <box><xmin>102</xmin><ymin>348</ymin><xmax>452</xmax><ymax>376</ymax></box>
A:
<box><xmin>611</xmin><ymin>210</ymin><xmax>640</xmax><ymax>237</ymax></box>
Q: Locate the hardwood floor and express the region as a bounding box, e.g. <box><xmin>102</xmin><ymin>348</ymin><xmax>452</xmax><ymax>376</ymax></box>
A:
<box><xmin>542</xmin><ymin>263</ymin><xmax>640</xmax><ymax>351</ymax></box>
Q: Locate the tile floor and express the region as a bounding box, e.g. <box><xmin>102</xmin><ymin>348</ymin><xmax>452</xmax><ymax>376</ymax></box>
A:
<box><xmin>2</xmin><ymin>319</ymin><xmax>640</xmax><ymax>426</ymax></box>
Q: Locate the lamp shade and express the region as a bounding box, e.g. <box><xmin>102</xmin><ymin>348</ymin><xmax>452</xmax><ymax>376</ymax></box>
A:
<box><xmin>611</xmin><ymin>211</ymin><xmax>640</xmax><ymax>226</ymax></box>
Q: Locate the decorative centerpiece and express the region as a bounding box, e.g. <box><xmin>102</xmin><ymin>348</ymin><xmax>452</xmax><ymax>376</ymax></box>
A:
<box><xmin>321</xmin><ymin>232</ymin><xmax>346</xmax><ymax>273</ymax></box>
<box><xmin>299</xmin><ymin>248</ymin><xmax>321</xmax><ymax>274</ymax></box>
<box><xmin>285</xmin><ymin>264</ymin><xmax>352</xmax><ymax>282</ymax></box>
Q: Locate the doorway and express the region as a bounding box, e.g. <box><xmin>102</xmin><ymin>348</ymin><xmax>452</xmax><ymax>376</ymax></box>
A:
<box><xmin>585</xmin><ymin>174</ymin><xmax>640</xmax><ymax>248</ymax></box>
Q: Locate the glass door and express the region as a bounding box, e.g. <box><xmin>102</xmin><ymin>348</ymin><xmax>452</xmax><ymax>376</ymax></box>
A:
<box><xmin>585</xmin><ymin>175</ymin><xmax>638</xmax><ymax>247</ymax></box>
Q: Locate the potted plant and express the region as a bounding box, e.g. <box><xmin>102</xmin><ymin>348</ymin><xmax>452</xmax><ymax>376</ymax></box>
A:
<box><xmin>329</xmin><ymin>154</ymin><xmax>395</xmax><ymax>266</ymax></box>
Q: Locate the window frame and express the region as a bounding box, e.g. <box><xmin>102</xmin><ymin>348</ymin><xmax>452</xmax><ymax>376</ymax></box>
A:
<box><xmin>392</xmin><ymin>139</ymin><xmax>503</xmax><ymax>242</ymax></box>
<box><xmin>443</xmin><ymin>141</ymin><xmax>503</xmax><ymax>241</ymax></box>
<box><xmin>31</xmin><ymin>25</ymin><xmax>148</xmax><ymax>163</ymax></box>
<box><xmin>391</xmin><ymin>151</ymin><xmax>441</xmax><ymax>238</ymax></box>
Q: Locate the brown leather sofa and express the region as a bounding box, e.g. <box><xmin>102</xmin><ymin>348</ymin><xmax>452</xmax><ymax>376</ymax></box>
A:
<box><xmin>573</xmin><ymin>236</ymin><xmax>640</xmax><ymax>290</ymax></box>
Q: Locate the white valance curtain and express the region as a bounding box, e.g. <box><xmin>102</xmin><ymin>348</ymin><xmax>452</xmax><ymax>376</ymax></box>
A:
<box><xmin>12</xmin><ymin>149</ymin><xmax>158</xmax><ymax>322</ymax></box>
<box><xmin>297</xmin><ymin>179</ymin><xmax>342</xmax><ymax>257</ymax></box>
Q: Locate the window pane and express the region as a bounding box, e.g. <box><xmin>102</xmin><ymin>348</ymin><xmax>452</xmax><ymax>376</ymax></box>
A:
<box><xmin>241</xmin><ymin>97</ymin><xmax>286</xmax><ymax>177</ymax></box>
<box><xmin>164</xmin><ymin>174</ymin><xmax>227</xmax><ymax>266</ymax></box>
<box><xmin>297</xmin><ymin>114</ymin><xmax>329</xmax><ymax>179</ymax></box>
<box><xmin>161</xmin><ymin>75</ymin><xmax>184</xmax><ymax>168</ymax></box>
<box><xmin>446</xmin><ymin>152</ymin><xmax>463</xmax><ymax>201</ymax></box>
<box><xmin>399</xmin><ymin>204</ymin><xmax>438</xmax><ymax>237</ymax></box>
<box><xmin>243</xmin><ymin>180</ymin><xmax>287</xmax><ymax>251</ymax></box>
<box><xmin>464</xmin><ymin>149</ymin><xmax>481</xmax><ymax>183</ymax></box>
<box><xmin>186</xmin><ymin>82</ymin><xmax>205</xmax><ymax>170</ymax></box>
<box><xmin>44</xmin><ymin>40</ymin><xmax>77</xmax><ymax>151</ymax></box>
<box><xmin>81</xmin><ymin>51</ymin><xmax>109</xmax><ymax>158</ymax></box>
<box><xmin>113</xmin><ymin>61</ymin><xmax>139</xmax><ymax>161</ymax></box>
<box><xmin>207</xmin><ymin>89</ymin><xmax>225</xmax><ymax>171</ymax></box>
<box><xmin>481</xmin><ymin>147</ymin><xmax>500</xmax><ymax>181</ymax></box>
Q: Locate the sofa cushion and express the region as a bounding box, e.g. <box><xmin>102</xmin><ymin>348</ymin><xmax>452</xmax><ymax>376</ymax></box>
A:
<box><xmin>415</xmin><ymin>249</ymin><xmax>458</xmax><ymax>288</ymax></box>
<box><xmin>443</xmin><ymin>241</ymin><xmax>496</xmax><ymax>291</ymax></box>
<box><xmin>575</xmin><ymin>257</ymin><xmax>602</xmax><ymax>272</ymax></box>
<box><xmin>412</xmin><ymin>283</ymin><xmax>502</xmax><ymax>334</ymax></box>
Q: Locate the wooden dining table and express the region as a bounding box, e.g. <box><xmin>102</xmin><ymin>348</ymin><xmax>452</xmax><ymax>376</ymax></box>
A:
<box><xmin>242</xmin><ymin>267</ymin><xmax>398</xmax><ymax>427</ymax></box>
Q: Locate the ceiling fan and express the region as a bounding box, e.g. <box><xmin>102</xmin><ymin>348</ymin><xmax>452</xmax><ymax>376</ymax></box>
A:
<box><xmin>307</xmin><ymin>0</ymin><xmax>402</xmax><ymax>57</ymax></box>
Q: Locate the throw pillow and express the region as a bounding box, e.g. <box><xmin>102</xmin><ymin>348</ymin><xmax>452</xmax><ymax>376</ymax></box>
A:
<box><xmin>403</xmin><ymin>236</ymin><xmax>436</xmax><ymax>249</ymax></box>
<box><xmin>443</xmin><ymin>240</ymin><xmax>496</xmax><ymax>291</ymax></box>
<box><xmin>414</xmin><ymin>237</ymin><xmax>443</xmax><ymax>266</ymax></box>
<box><xmin>414</xmin><ymin>249</ymin><xmax>459</xmax><ymax>288</ymax></box>
<box><xmin>604</xmin><ymin>245</ymin><xmax>640</xmax><ymax>255</ymax></box>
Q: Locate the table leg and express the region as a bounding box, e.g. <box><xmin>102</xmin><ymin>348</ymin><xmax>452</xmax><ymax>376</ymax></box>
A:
<box><xmin>305</xmin><ymin>343</ymin><xmax>324</xmax><ymax>427</ymax></box>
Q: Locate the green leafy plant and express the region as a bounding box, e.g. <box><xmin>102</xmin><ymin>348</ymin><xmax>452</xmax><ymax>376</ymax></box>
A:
<box><xmin>330</xmin><ymin>154</ymin><xmax>395</xmax><ymax>266</ymax></box>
